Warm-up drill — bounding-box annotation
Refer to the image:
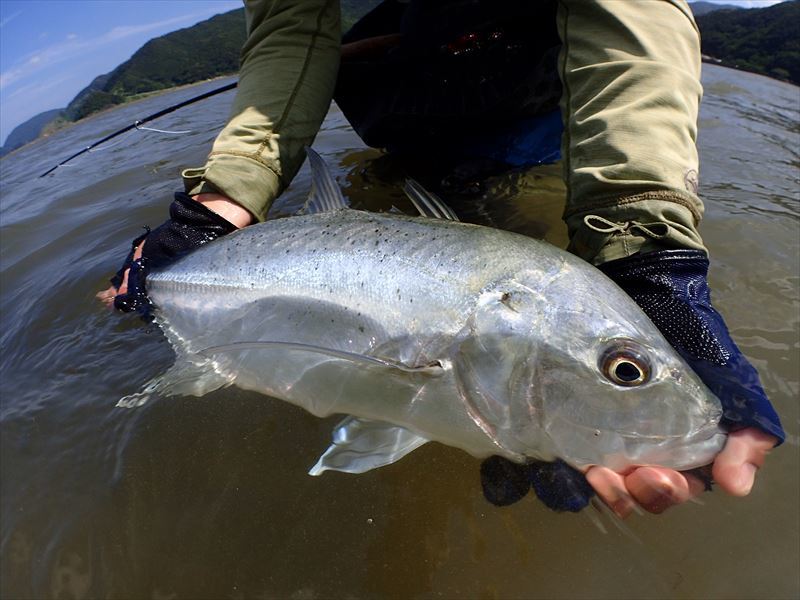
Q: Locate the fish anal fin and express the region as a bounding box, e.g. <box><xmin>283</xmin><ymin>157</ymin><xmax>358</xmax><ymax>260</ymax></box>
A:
<box><xmin>309</xmin><ymin>417</ymin><xmax>429</xmax><ymax>475</ymax></box>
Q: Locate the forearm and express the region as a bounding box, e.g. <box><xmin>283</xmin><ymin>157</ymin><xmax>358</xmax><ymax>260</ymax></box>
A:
<box><xmin>183</xmin><ymin>0</ymin><xmax>341</xmax><ymax>222</ymax></box>
<box><xmin>557</xmin><ymin>0</ymin><xmax>706</xmax><ymax>264</ymax></box>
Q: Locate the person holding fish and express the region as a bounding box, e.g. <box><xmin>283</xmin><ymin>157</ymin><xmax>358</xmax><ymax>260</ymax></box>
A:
<box><xmin>98</xmin><ymin>0</ymin><xmax>784</xmax><ymax>517</ymax></box>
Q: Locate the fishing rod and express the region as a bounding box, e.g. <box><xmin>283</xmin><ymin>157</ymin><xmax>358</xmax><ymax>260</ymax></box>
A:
<box><xmin>38</xmin><ymin>81</ymin><xmax>238</xmax><ymax>178</ymax></box>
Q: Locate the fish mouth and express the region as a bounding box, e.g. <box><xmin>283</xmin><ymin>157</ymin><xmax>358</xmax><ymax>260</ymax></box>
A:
<box><xmin>610</xmin><ymin>423</ymin><xmax>727</xmax><ymax>472</ymax></box>
<box><xmin>545</xmin><ymin>418</ymin><xmax>727</xmax><ymax>473</ymax></box>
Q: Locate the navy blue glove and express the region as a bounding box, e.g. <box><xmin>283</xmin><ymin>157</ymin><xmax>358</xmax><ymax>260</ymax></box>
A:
<box><xmin>112</xmin><ymin>192</ymin><xmax>237</xmax><ymax>314</ymax></box>
<box><xmin>598</xmin><ymin>248</ymin><xmax>785</xmax><ymax>444</ymax></box>
<box><xmin>480</xmin><ymin>456</ymin><xmax>595</xmax><ymax>512</ymax></box>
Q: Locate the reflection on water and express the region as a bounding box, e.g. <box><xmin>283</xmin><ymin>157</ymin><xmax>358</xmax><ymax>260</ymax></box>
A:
<box><xmin>1</xmin><ymin>66</ymin><xmax>798</xmax><ymax>599</ymax></box>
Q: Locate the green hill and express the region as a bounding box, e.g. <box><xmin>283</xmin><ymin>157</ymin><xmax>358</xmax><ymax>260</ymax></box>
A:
<box><xmin>696</xmin><ymin>0</ymin><xmax>800</xmax><ymax>84</ymax></box>
<box><xmin>690</xmin><ymin>2</ymin><xmax>743</xmax><ymax>17</ymax></box>
<box><xmin>63</xmin><ymin>3</ymin><xmax>382</xmax><ymax>122</ymax></box>
<box><xmin>65</xmin><ymin>9</ymin><xmax>247</xmax><ymax>121</ymax></box>
<box><xmin>0</xmin><ymin>108</ymin><xmax>65</xmax><ymax>157</ymax></box>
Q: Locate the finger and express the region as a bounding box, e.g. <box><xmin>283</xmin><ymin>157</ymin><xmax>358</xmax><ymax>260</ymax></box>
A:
<box><xmin>132</xmin><ymin>240</ymin><xmax>144</xmax><ymax>261</ymax></box>
<box><xmin>585</xmin><ymin>466</ymin><xmax>638</xmax><ymax>519</ymax></box>
<box><xmin>117</xmin><ymin>268</ymin><xmax>130</xmax><ymax>295</ymax></box>
<box><xmin>96</xmin><ymin>266</ymin><xmax>131</xmax><ymax>308</ymax></box>
<box><xmin>96</xmin><ymin>284</ymin><xmax>122</xmax><ymax>308</ymax></box>
<box><xmin>625</xmin><ymin>467</ymin><xmax>693</xmax><ymax>514</ymax></box>
<box><xmin>713</xmin><ymin>428</ymin><xmax>777</xmax><ymax>496</ymax></box>
<box><xmin>96</xmin><ymin>287</ymin><xmax>116</xmax><ymax>302</ymax></box>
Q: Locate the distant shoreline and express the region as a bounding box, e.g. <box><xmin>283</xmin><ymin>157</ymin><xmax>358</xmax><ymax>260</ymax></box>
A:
<box><xmin>1</xmin><ymin>74</ymin><xmax>237</xmax><ymax>161</ymax></box>
<box><xmin>701</xmin><ymin>55</ymin><xmax>798</xmax><ymax>87</ymax></box>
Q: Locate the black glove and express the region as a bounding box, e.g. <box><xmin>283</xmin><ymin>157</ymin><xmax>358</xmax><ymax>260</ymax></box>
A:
<box><xmin>481</xmin><ymin>248</ymin><xmax>784</xmax><ymax>512</ymax></box>
<box><xmin>111</xmin><ymin>192</ymin><xmax>238</xmax><ymax>314</ymax></box>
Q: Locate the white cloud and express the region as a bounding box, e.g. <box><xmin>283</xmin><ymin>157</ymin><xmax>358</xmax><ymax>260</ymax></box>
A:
<box><xmin>0</xmin><ymin>10</ymin><xmax>22</xmax><ymax>29</ymax></box>
<box><xmin>1</xmin><ymin>7</ymin><xmax>233</xmax><ymax>91</ymax></box>
<box><xmin>66</xmin><ymin>33</ymin><xmax>78</xmax><ymax>41</ymax></box>
<box><xmin>103</xmin><ymin>12</ymin><xmax>206</xmax><ymax>42</ymax></box>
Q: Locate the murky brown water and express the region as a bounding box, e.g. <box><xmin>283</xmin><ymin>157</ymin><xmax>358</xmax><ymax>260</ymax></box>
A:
<box><xmin>1</xmin><ymin>64</ymin><xmax>798</xmax><ymax>599</ymax></box>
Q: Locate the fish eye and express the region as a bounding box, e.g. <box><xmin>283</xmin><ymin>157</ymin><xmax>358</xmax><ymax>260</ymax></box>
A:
<box><xmin>599</xmin><ymin>341</ymin><xmax>651</xmax><ymax>387</ymax></box>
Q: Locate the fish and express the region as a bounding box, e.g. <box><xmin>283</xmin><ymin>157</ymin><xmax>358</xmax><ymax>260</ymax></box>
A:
<box><xmin>132</xmin><ymin>148</ymin><xmax>726</xmax><ymax>476</ymax></box>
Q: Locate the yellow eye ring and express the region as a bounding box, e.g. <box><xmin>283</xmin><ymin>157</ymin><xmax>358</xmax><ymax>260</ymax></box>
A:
<box><xmin>599</xmin><ymin>341</ymin><xmax>651</xmax><ymax>387</ymax></box>
<box><xmin>605</xmin><ymin>356</ymin><xmax>648</xmax><ymax>386</ymax></box>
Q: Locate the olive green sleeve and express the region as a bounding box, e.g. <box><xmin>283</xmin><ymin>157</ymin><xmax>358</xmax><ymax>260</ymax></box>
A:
<box><xmin>557</xmin><ymin>0</ymin><xmax>708</xmax><ymax>265</ymax></box>
<box><xmin>182</xmin><ymin>0</ymin><xmax>341</xmax><ymax>222</ymax></box>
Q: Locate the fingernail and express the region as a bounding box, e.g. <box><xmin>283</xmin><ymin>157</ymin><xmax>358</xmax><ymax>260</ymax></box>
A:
<box><xmin>735</xmin><ymin>463</ymin><xmax>757</xmax><ymax>495</ymax></box>
<box><xmin>611</xmin><ymin>496</ymin><xmax>636</xmax><ymax>519</ymax></box>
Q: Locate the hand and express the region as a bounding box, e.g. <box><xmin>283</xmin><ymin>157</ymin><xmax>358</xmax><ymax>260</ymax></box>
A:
<box><xmin>586</xmin><ymin>427</ymin><xmax>776</xmax><ymax>517</ymax></box>
<box><xmin>96</xmin><ymin>239</ymin><xmax>144</xmax><ymax>308</ymax></box>
<box><xmin>97</xmin><ymin>192</ymin><xmax>249</xmax><ymax>313</ymax></box>
<box><xmin>591</xmin><ymin>249</ymin><xmax>784</xmax><ymax>516</ymax></box>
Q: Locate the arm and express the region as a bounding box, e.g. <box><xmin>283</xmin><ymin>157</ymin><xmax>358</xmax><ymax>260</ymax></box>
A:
<box><xmin>555</xmin><ymin>0</ymin><xmax>782</xmax><ymax>516</ymax></box>
<box><xmin>99</xmin><ymin>0</ymin><xmax>341</xmax><ymax>309</ymax></box>
<box><xmin>181</xmin><ymin>0</ymin><xmax>341</xmax><ymax>223</ymax></box>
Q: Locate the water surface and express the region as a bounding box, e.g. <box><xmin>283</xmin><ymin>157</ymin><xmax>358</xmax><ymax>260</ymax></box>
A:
<box><xmin>1</xmin><ymin>65</ymin><xmax>798</xmax><ymax>599</ymax></box>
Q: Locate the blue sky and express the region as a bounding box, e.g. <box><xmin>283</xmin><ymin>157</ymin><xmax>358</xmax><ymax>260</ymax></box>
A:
<box><xmin>0</xmin><ymin>0</ymin><xmax>239</xmax><ymax>144</ymax></box>
<box><xmin>0</xmin><ymin>0</ymin><xmax>788</xmax><ymax>146</ymax></box>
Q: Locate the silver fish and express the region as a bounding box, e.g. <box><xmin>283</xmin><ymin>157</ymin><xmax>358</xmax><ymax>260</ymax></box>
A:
<box><xmin>138</xmin><ymin>149</ymin><xmax>726</xmax><ymax>475</ymax></box>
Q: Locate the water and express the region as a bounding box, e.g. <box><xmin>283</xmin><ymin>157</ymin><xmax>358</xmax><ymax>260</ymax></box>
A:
<box><xmin>1</xmin><ymin>65</ymin><xmax>798</xmax><ymax>599</ymax></box>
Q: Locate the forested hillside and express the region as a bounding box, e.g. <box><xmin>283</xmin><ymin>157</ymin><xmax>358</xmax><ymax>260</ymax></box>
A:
<box><xmin>65</xmin><ymin>9</ymin><xmax>247</xmax><ymax>121</ymax></box>
<box><xmin>696</xmin><ymin>0</ymin><xmax>799</xmax><ymax>84</ymax></box>
<box><xmin>0</xmin><ymin>109</ymin><xmax>65</xmax><ymax>156</ymax></box>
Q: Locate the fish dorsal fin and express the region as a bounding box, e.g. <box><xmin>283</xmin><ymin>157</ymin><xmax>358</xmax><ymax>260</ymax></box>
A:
<box><xmin>304</xmin><ymin>147</ymin><xmax>348</xmax><ymax>213</ymax></box>
<box><xmin>403</xmin><ymin>179</ymin><xmax>460</xmax><ymax>221</ymax></box>
<box><xmin>308</xmin><ymin>416</ymin><xmax>429</xmax><ymax>475</ymax></box>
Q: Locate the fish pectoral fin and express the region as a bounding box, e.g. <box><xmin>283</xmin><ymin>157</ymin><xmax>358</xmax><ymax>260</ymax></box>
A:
<box><xmin>403</xmin><ymin>179</ymin><xmax>460</xmax><ymax>221</ymax></box>
<box><xmin>303</xmin><ymin>147</ymin><xmax>348</xmax><ymax>213</ymax></box>
<box><xmin>308</xmin><ymin>417</ymin><xmax>429</xmax><ymax>475</ymax></box>
<box><xmin>199</xmin><ymin>341</ymin><xmax>446</xmax><ymax>376</ymax></box>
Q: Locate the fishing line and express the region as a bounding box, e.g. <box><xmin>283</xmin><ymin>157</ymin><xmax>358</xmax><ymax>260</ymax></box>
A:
<box><xmin>39</xmin><ymin>80</ymin><xmax>237</xmax><ymax>177</ymax></box>
<box><xmin>134</xmin><ymin>124</ymin><xmax>192</xmax><ymax>135</ymax></box>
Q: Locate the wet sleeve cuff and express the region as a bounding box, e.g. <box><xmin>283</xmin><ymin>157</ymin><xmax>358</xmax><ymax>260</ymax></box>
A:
<box><xmin>182</xmin><ymin>152</ymin><xmax>283</xmax><ymax>223</ymax></box>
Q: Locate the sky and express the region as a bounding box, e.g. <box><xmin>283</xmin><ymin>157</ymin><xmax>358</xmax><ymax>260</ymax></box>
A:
<box><xmin>0</xmin><ymin>0</ymin><xmax>789</xmax><ymax>146</ymax></box>
<box><xmin>0</xmin><ymin>0</ymin><xmax>239</xmax><ymax>145</ymax></box>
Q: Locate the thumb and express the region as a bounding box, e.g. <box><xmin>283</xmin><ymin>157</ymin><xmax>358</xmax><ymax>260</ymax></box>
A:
<box><xmin>712</xmin><ymin>428</ymin><xmax>776</xmax><ymax>496</ymax></box>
